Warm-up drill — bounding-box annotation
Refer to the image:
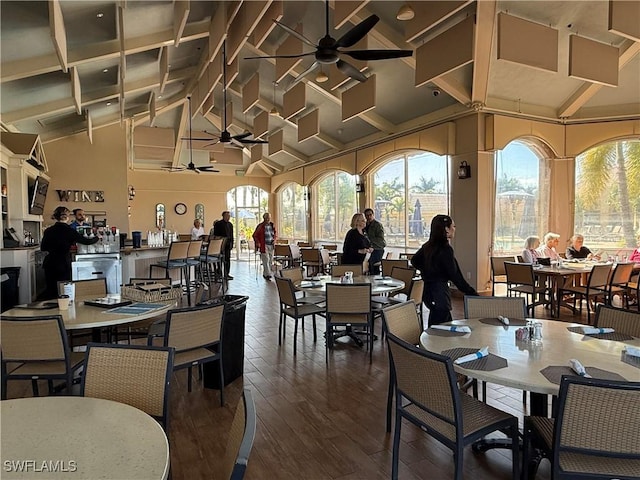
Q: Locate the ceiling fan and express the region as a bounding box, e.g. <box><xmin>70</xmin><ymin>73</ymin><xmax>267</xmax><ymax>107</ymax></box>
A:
<box><xmin>165</xmin><ymin>96</ymin><xmax>219</xmax><ymax>174</ymax></box>
<box><xmin>184</xmin><ymin>41</ymin><xmax>268</xmax><ymax>149</ymax></box>
<box><xmin>244</xmin><ymin>0</ymin><xmax>413</xmax><ymax>86</ymax></box>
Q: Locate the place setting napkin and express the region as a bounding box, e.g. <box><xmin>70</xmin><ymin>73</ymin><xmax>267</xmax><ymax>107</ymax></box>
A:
<box><xmin>540</xmin><ymin>358</ymin><xmax>627</xmax><ymax>385</ymax></box>
<box><xmin>441</xmin><ymin>346</ymin><xmax>508</xmax><ymax>371</ymax></box>
<box><xmin>479</xmin><ymin>316</ymin><xmax>527</xmax><ymax>326</ymax></box>
<box><xmin>426</xmin><ymin>324</ymin><xmax>471</xmax><ymax>337</ymax></box>
<box><xmin>566</xmin><ymin>326</ymin><xmax>634</xmax><ymax>341</ymax></box>
<box><xmin>621</xmin><ymin>346</ymin><xmax>640</xmax><ymax>369</ymax></box>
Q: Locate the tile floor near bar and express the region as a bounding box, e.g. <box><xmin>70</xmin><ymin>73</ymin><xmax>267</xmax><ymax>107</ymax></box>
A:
<box><xmin>5</xmin><ymin>260</ymin><xmax>566</xmax><ymax>480</ymax></box>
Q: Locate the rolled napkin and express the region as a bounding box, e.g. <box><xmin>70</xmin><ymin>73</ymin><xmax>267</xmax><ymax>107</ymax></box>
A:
<box><xmin>580</xmin><ymin>326</ymin><xmax>615</xmax><ymax>335</ymax></box>
<box><xmin>430</xmin><ymin>325</ymin><xmax>472</xmax><ymax>333</ymax></box>
<box><xmin>623</xmin><ymin>346</ymin><xmax>640</xmax><ymax>358</ymax></box>
<box><xmin>569</xmin><ymin>359</ymin><xmax>592</xmax><ymax>378</ymax></box>
<box><xmin>497</xmin><ymin>315</ymin><xmax>510</xmax><ymax>326</ymax></box>
<box><xmin>454</xmin><ymin>346</ymin><xmax>489</xmax><ymax>365</ymax></box>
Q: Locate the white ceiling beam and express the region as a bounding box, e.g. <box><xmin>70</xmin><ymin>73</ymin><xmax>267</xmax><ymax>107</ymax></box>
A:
<box><xmin>558</xmin><ymin>39</ymin><xmax>640</xmax><ymax>118</ymax></box>
<box><xmin>433</xmin><ymin>75</ymin><xmax>471</xmax><ymax>105</ymax></box>
<box><xmin>471</xmin><ymin>0</ymin><xmax>496</xmax><ymax>106</ymax></box>
<box><xmin>159</xmin><ymin>46</ymin><xmax>169</xmax><ymax>94</ymax></box>
<box><xmin>86</xmin><ymin>111</ymin><xmax>93</xmax><ymax>144</ymax></box>
<box><xmin>48</xmin><ymin>0</ymin><xmax>68</xmax><ymax>73</ymax></box>
<box><xmin>149</xmin><ymin>92</ymin><xmax>156</xmax><ymax>127</ymax></box>
<box><xmin>173</xmin><ymin>0</ymin><xmax>190</xmax><ymax>46</ymax></box>
<box><xmin>3</xmin><ymin>66</ymin><xmax>195</xmax><ymax>123</ymax></box>
<box><xmin>71</xmin><ymin>66</ymin><xmax>82</xmax><ymax>114</ymax></box>
<box><xmin>1</xmin><ymin>19</ymin><xmax>210</xmax><ymax>83</ymax></box>
<box><xmin>172</xmin><ymin>101</ymin><xmax>189</xmax><ymax>168</ymax></box>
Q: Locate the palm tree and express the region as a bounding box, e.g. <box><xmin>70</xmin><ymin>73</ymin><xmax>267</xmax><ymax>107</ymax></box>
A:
<box><xmin>576</xmin><ymin>140</ymin><xmax>640</xmax><ymax>247</ymax></box>
<box><xmin>411</xmin><ymin>176</ymin><xmax>440</xmax><ymax>193</ymax></box>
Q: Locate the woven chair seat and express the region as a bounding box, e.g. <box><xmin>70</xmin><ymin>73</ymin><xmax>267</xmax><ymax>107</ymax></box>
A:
<box><xmin>528</xmin><ymin>416</ymin><xmax>553</xmax><ymax>448</ymax></box>
<box><xmin>283</xmin><ymin>303</ymin><xmax>325</xmax><ymax>317</ymax></box>
<box><xmin>511</xmin><ymin>284</ymin><xmax>547</xmax><ymax>295</ymax></box>
<box><xmin>9</xmin><ymin>352</ymin><xmax>84</xmax><ymax>376</ymax></box>
<box><xmin>560</xmin><ymin>452</ymin><xmax>640</xmax><ymax>477</ymax></box>
<box><xmin>327</xmin><ymin>312</ymin><xmax>369</xmax><ymax>325</ymax></box>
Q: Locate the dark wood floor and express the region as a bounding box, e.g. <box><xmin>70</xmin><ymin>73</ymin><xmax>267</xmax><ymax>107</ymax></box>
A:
<box><xmin>7</xmin><ymin>260</ymin><xmax>593</xmax><ymax>479</ymax></box>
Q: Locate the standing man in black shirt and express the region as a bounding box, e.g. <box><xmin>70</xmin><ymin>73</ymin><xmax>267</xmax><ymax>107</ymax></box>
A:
<box><xmin>212</xmin><ymin>210</ymin><xmax>234</xmax><ymax>280</ymax></box>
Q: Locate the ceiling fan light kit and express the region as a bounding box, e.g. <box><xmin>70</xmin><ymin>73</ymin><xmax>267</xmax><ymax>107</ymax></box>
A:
<box><xmin>396</xmin><ymin>4</ymin><xmax>415</xmax><ymax>21</ymax></box>
<box><xmin>315</xmin><ymin>69</ymin><xmax>329</xmax><ymax>83</ymax></box>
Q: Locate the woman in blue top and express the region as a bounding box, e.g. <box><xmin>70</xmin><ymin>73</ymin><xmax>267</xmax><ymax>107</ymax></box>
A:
<box><xmin>411</xmin><ymin>214</ymin><xmax>477</xmax><ymax>325</ymax></box>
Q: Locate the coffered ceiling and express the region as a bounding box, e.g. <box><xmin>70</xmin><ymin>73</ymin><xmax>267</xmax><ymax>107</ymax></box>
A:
<box><xmin>1</xmin><ymin>1</ymin><xmax>639</xmax><ymax>176</ymax></box>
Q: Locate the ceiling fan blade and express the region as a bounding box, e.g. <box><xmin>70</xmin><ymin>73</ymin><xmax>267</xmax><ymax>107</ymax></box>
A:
<box><xmin>244</xmin><ymin>52</ymin><xmax>314</xmax><ymax>60</ymax></box>
<box><xmin>335</xmin><ymin>14</ymin><xmax>379</xmax><ymax>48</ymax></box>
<box><xmin>232</xmin><ymin>132</ymin><xmax>252</xmax><ymax>141</ymax></box>
<box><xmin>198</xmin><ymin>166</ymin><xmax>220</xmax><ymax>172</ymax></box>
<box><xmin>237</xmin><ymin>138</ymin><xmax>268</xmax><ymax>144</ymax></box>
<box><xmin>181</xmin><ymin>136</ymin><xmax>217</xmax><ymax>141</ymax></box>
<box><xmin>336</xmin><ymin>59</ymin><xmax>368</xmax><ymax>82</ymax></box>
<box><xmin>273</xmin><ymin>20</ymin><xmax>317</xmax><ymax>48</ymax></box>
<box><xmin>343</xmin><ymin>49</ymin><xmax>413</xmax><ymax>61</ymax></box>
<box><xmin>289</xmin><ymin>61</ymin><xmax>320</xmax><ymax>88</ymax></box>
<box><xmin>163</xmin><ymin>165</ymin><xmax>187</xmax><ymax>172</ymax></box>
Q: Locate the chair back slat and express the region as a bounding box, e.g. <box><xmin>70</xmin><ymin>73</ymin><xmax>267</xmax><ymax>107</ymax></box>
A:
<box><xmin>278</xmin><ymin>267</ymin><xmax>303</xmax><ymax>282</ymax></box>
<box><xmin>505</xmin><ymin>262</ymin><xmax>535</xmax><ymax>285</ymax></box>
<box><xmin>187</xmin><ymin>240</ymin><xmax>202</xmax><ymax>258</ymax></box>
<box><xmin>274</xmin><ymin>244</ymin><xmax>290</xmax><ymax>257</ymax></box>
<box><xmin>207</xmin><ymin>238</ymin><xmax>224</xmax><ymax>256</ymax></box>
<box><xmin>274</xmin><ymin>276</ymin><xmax>298</xmax><ymax>309</ymax></box>
<box><xmin>390</xmin><ymin>266</ymin><xmax>415</xmax><ymax>296</ymax></box>
<box><xmin>165</xmin><ymin>304</ymin><xmax>224</xmax><ymax>351</ymax></box>
<box><xmin>408</xmin><ymin>279</ymin><xmax>424</xmax><ymax>305</ymax></box>
<box><xmin>491</xmin><ymin>256</ymin><xmax>515</xmax><ymax>276</ymax></box>
<box><xmin>610</xmin><ymin>262</ymin><xmax>634</xmax><ymax>286</ymax></box>
<box><xmin>168</xmin><ymin>241</ymin><xmax>190</xmax><ymax>261</ymax></box>
<box><xmin>0</xmin><ymin>316</ymin><xmax>66</xmax><ymax>361</ymax></box>
<box><xmin>382</xmin><ymin>301</ymin><xmax>422</xmax><ymax>345</ymax></box>
<box><xmin>221</xmin><ymin>389</ymin><xmax>257</xmax><ymax>480</ymax></box>
<box><xmin>587</xmin><ymin>264</ymin><xmax>612</xmax><ymax>288</ymax></box>
<box><xmin>464</xmin><ymin>296</ymin><xmax>526</xmax><ymax>319</ymax></box>
<box><xmin>58</xmin><ymin>278</ymin><xmax>107</xmax><ymax>297</ymax></box>
<box><xmin>82</xmin><ymin>343</ymin><xmax>173</xmax><ymax>422</ymax></box>
<box><xmin>594</xmin><ymin>305</ymin><xmax>640</xmax><ymax>337</ymax></box>
<box><xmin>381</xmin><ymin>259</ymin><xmax>409</xmax><ymax>276</ymax></box>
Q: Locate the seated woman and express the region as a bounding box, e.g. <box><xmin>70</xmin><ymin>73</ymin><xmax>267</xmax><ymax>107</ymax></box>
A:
<box><xmin>536</xmin><ymin>232</ymin><xmax>561</xmax><ymax>261</ymax></box>
<box><xmin>521</xmin><ymin>236</ymin><xmax>540</xmax><ymax>263</ymax></box>
<box><xmin>342</xmin><ymin>212</ymin><xmax>373</xmax><ymax>268</ymax></box>
<box><xmin>566</xmin><ymin>234</ymin><xmax>599</xmax><ymax>260</ymax></box>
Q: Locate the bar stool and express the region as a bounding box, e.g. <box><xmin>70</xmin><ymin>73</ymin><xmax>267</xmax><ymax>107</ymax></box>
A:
<box><xmin>150</xmin><ymin>240</ymin><xmax>191</xmax><ymax>305</ymax></box>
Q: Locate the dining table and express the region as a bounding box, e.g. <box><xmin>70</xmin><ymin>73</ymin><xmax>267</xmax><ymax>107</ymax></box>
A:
<box><xmin>0</xmin><ymin>396</ymin><xmax>170</xmax><ymax>479</ymax></box>
<box><xmin>294</xmin><ymin>274</ymin><xmax>405</xmax><ymax>296</ymax></box>
<box><xmin>2</xmin><ymin>295</ymin><xmax>175</xmax><ymax>342</ymax></box>
<box><xmin>420</xmin><ymin>317</ymin><xmax>640</xmax><ymax>417</ymax></box>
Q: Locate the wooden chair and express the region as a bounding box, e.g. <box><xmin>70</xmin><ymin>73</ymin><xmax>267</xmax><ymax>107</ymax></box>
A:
<box><xmin>274</xmin><ymin>243</ymin><xmax>292</xmax><ymax>269</ymax></box>
<box><xmin>381</xmin><ymin>300</ymin><xmax>423</xmax><ymax>432</ymax></box>
<box><xmin>505</xmin><ymin>262</ymin><xmax>549</xmax><ymax>317</ymax></box>
<box><xmin>325</xmin><ymin>283</ymin><xmax>373</xmax><ymax>363</ymax></box>
<box><xmin>274</xmin><ymin>276</ymin><xmax>325</xmax><ymax>355</ymax></box>
<box><xmin>330</xmin><ymin>264</ymin><xmax>363</xmax><ymax>277</ymax></box>
<box><xmin>557</xmin><ymin>264</ymin><xmax>611</xmax><ymax>324</ymax></box>
<box><xmin>149</xmin><ymin>240</ymin><xmax>190</xmax><ymax>298</ymax></box>
<box><xmin>464</xmin><ymin>296</ymin><xmax>527</xmax><ymax>319</ymax></box>
<box><xmin>380</xmin><ymin>259</ymin><xmax>409</xmax><ymax>276</ymax></box>
<box><xmin>300</xmin><ymin>248</ymin><xmax>322</xmax><ymax>277</ymax></box>
<box><xmin>288</xmin><ymin>244</ymin><xmax>302</xmax><ymax>268</ymax></box>
<box><xmin>81</xmin><ymin>343</ymin><xmax>174</xmax><ymax>430</ymax></box>
<box><xmin>277</xmin><ymin>267</ymin><xmax>324</xmax><ymax>306</ymax></box>
<box><xmin>606</xmin><ymin>262</ymin><xmax>635</xmax><ymax>308</ymax></box>
<box><xmin>200</xmin><ymin>237</ymin><xmax>225</xmax><ymax>286</ymax></box>
<box><xmin>490</xmin><ymin>255</ymin><xmax>515</xmax><ymax>295</ymax></box>
<box><xmin>0</xmin><ymin>315</ymin><xmax>85</xmax><ymax>399</ymax></box>
<box><xmin>386</xmin><ymin>332</ymin><xmax>520</xmax><ymax>480</ymax></box>
<box><xmin>523</xmin><ymin>375</ymin><xmax>640</xmax><ymax>480</ymax></box>
<box><xmin>220</xmin><ymin>389</ymin><xmax>257</xmax><ymax>480</ymax></box>
<box><xmin>372</xmin><ymin>266</ymin><xmax>415</xmax><ymax>306</ymax></box>
<box><xmin>148</xmin><ymin>303</ymin><xmax>226</xmax><ymax>405</ymax></box>
<box><xmin>594</xmin><ymin>304</ymin><xmax>640</xmax><ymax>337</ymax></box>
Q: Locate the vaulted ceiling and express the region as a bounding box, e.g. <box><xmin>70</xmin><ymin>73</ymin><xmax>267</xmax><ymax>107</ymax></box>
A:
<box><xmin>1</xmin><ymin>1</ymin><xmax>639</xmax><ymax>176</ymax></box>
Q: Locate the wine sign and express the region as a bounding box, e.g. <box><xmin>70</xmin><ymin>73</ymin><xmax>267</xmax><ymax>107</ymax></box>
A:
<box><xmin>56</xmin><ymin>190</ymin><xmax>104</xmax><ymax>202</ymax></box>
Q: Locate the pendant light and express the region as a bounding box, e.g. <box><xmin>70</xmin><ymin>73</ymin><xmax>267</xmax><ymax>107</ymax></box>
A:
<box><xmin>396</xmin><ymin>3</ymin><xmax>415</xmax><ymax>21</ymax></box>
<box><xmin>269</xmin><ymin>81</ymin><xmax>279</xmax><ymax>116</ymax></box>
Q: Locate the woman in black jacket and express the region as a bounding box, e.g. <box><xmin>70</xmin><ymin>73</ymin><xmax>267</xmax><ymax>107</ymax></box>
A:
<box><xmin>411</xmin><ymin>214</ymin><xmax>477</xmax><ymax>325</ymax></box>
<box><xmin>41</xmin><ymin>206</ymin><xmax>99</xmax><ymax>299</ymax></box>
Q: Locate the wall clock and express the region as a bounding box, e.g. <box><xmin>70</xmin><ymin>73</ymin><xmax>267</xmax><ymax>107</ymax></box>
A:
<box><xmin>174</xmin><ymin>203</ymin><xmax>187</xmax><ymax>215</ymax></box>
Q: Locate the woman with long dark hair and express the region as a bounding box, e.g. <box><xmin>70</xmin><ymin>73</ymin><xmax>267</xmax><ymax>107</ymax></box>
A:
<box><xmin>411</xmin><ymin>214</ymin><xmax>477</xmax><ymax>325</ymax></box>
<box><xmin>40</xmin><ymin>206</ymin><xmax>99</xmax><ymax>299</ymax></box>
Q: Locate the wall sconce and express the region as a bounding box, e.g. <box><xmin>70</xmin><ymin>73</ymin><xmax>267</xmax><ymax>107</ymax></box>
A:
<box><xmin>355</xmin><ymin>177</ymin><xmax>365</xmax><ymax>193</ymax></box>
<box><xmin>128</xmin><ymin>185</ymin><xmax>136</xmax><ymax>200</ymax></box>
<box><xmin>457</xmin><ymin>161</ymin><xmax>471</xmax><ymax>179</ymax></box>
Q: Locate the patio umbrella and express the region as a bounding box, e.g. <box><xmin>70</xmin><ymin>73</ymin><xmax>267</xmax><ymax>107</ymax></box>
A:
<box><xmin>231</xmin><ymin>209</ymin><xmax>256</xmax><ymax>220</ymax></box>
<box><xmin>410</xmin><ymin>199</ymin><xmax>424</xmax><ymax>237</ymax></box>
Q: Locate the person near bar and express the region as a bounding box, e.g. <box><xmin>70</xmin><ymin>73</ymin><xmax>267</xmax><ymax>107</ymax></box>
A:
<box><xmin>69</xmin><ymin>208</ymin><xmax>91</xmax><ymax>231</ymax></box>
<box><xmin>363</xmin><ymin>208</ymin><xmax>385</xmax><ymax>275</ymax></box>
<box><xmin>211</xmin><ymin>211</ymin><xmax>234</xmax><ymax>280</ymax></box>
<box><xmin>191</xmin><ymin>219</ymin><xmax>205</xmax><ymax>240</ymax></box>
<box><xmin>411</xmin><ymin>214</ymin><xmax>477</xmax><ymax>325</ymax></box>
<box><xmin>40</xmin><ymin>206</ymin><xmax>100</xmax><ymax>300</ymax></box>
<box><xmin>342</xmin><ymin>213</ymin><xmax>373</xmax><ymax>267</ymax></box>
<box><xmin>252</xmin><ymin>212</ymin><xmax>277</xmax><ymax>280</ymax></box>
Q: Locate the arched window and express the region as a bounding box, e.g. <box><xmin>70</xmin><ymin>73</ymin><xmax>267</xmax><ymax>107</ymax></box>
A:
<box><xmin>370</xmin><ymin>150</ymin><xmax>449</xmax><ymax>250</ymax></box>
<box><xmin>277</xmin><ymin>182</ymin><xmax>307</xmax><ymax>243</ymax></box>
<box><xmin>313</xmin><ymin>171</ymin><xmax>357</xmax><ymax>243</ymax></box>
<box><xmin>574</xmin><ymin>139</ymin><xmax>640</xmax><ymax>256</ymax></box>
<box><xmin>493</xmin><ymin>141</ymin><xmax>546</xmax><ymax>254</ymax></box>
<box><xmin>226</xmin><ymin>185</ymin><xmax>269</xmax><ymax>259</ymax></box>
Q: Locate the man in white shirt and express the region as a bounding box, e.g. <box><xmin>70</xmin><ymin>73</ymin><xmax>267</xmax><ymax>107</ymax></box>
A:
<box><xmin>191</xmin><ymin>219</ymin><xmax>205</xmax><ymax>240</ymax></box>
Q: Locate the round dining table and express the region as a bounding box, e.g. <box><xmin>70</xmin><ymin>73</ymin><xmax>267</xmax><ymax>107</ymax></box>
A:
<box><xmin>1</xmin><ymin>396</ymin><xmax>170</xmax><ymax>479</ymax></box>
<box><xmin>420</xmin><ymin>318</ymin><xmax>640</xmax><ymax>416</ymax></box>
<box><xmin>294</xmin><ymin>275</ymin><xmax>405</xmax><ymax>295</ymax></box>
<box><xmin>2</xmin><ymin>295</ymin><xmax>175</xmax><ymax>331</ymax></box>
